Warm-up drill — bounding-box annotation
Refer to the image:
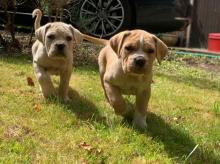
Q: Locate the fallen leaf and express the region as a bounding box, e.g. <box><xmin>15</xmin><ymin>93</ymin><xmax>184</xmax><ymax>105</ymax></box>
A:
<box><xmin>173</xmin><ymin>117</ymin><xmax>178</xmax><ymax>121</ymax></box>
<box><xmin>173</xmin><ymin>116</ymin><xmax>185</xmax><ymax>123</ymax></box>
<box><xmin>95</xmin><ymin>148</ymin><xmax>102</xmax><ymax>155</ymax></box>
<box><xmin>27</xmin><ymin>77</ymin><xmax>35</xmax><ymax>86</ymax></box>
<box><xmin>78</xmin><ymin>142</ymin><xmax>94</xmax><ymax>152</ymax></box>
<box><xmin>34</xmin><ymin>104</ymin><xmax>41</xmax><ymax>112</ymax></box>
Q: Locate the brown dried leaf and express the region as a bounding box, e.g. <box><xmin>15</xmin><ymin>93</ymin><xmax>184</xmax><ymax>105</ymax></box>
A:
<box><xmin>27</xmin><ymin>77</ymin><xmax>35</xmax><ymax>86</ymax></box>
<box><xmin>95</xmin><ymin>148</ymin><xmax>102</xmax><ymax>155</ymax></box>
<box><xmin>78</xmin><ymin>142</ymin><xmax>94</xmax><ymax>152</ymax></box>
<box><xmin>173</xmin><ymin>116</ymin><xmax>185</xmax><ymax>123</ymax></box>
<box><xmin>34</xmin><ymin>104</ymin><xmax>41</xmax><ymax>112</ymax></box>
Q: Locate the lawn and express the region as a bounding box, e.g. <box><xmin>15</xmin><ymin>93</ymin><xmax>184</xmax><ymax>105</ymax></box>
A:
<box><xmin>0</xmin><ymin>48</ymin><xmax>220</xmax><ymax>163</ymax></box>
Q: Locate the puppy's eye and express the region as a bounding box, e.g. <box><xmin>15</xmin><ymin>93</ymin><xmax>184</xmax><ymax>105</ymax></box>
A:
<box><xmin>146</xmin><ymin>48</ymin><xmax>154</xmax><ymax>53</ymax></box>
<box><xmin>125</xmin><ymin>45</ymin><xmax>135</xmax><ymax>52</ymax></box>
<box><xmin>47</xmin><ymin>34</ymin><xmax>55</xmax><ymax>40</ymax></box>
<box><xmin>66</xmin><ymin>36</ymin><xmax>72</xmax><ymax>41</ymax></box>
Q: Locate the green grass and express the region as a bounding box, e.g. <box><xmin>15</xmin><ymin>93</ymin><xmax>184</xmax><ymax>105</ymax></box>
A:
<box><xmin>0</xmin><ymin>53</ymin><xmax>220</xmax><ymax>163</ymax></box>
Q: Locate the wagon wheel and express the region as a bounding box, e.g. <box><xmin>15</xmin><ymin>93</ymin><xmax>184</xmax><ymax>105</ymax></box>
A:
<box><xmin>79</xmin><ymin>0</ymin><xmax>132</xmax><ymax>38</ymax></box>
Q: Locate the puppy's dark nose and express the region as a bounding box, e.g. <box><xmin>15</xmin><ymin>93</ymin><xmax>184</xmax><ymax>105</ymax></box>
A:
<box><xmin>56</xmin><ymin>43</ymin><xmax>65</xmax><ymax>50</ymax></box>
<box><xmin>135</xmin><ymin>56</ymin><xmax>146</xmax><ymax>67</ymax></box>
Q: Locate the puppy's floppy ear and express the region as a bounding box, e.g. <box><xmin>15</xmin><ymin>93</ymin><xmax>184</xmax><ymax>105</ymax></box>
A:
<box><xmin>153</xmin><ymin>35</ymin><xmax>168</xmax><ymax>64</ymax></box>
<box><xmin>109</xmin><ymin>31</ymin><xmax>131</xmax><ymax>57</ymax></box>
<box><xmin>69</xmin><ymin>25</ymin><xmax>83</xmax><ymax>44</ymax></box>
<box><xmin>35</xmin><ymin>23</ymin><xmax>51</xmax><ymax>43</ymax></box>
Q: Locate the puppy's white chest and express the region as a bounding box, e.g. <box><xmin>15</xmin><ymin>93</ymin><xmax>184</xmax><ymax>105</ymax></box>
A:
<box><xmin>112</xmin><ymin>76</ymin><xmax>148</xmax><ymax>95</ymax></box>
<box><xmin>120</xmin><ymin>83</ymin><xmax>140</xmax><ymax>94</ymax></box>
<box><xmin>46</xmin><ymin>67</ymin><xmax>61</xmax><ymax>75</ymax></box>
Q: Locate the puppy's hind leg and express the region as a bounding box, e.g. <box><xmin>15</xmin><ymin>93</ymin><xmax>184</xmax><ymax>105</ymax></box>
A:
<box><xmin>98</xmin><ymin>52</ymin><xmax>109</xmax><ymax>102</ymax></box>
<box><xmin>100</xmin><ymin>70</ymin><xmax>109</xmax><ymax>103</ymax></box>
<box><xmin>34</xmin><ymin>63</ymin><xmax>55</xmax><ymax>98</ymax></box>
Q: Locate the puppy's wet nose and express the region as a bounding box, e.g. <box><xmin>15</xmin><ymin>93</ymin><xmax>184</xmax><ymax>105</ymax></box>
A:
<box><xmin>135</xmin><ymin>56</ymin><xmax>146</xmax><ymax>67</ymax></box>
<box><xmin>56</xmin><ymin>43</ymin><xmax>65</xmax><ymax>50</ymax></box>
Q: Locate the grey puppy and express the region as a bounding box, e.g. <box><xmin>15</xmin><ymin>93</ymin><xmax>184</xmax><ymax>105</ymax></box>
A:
<box><xmin>32</xmin><ymin>9</ymin><xmax>83</xmax><ymax>101</ymax></box>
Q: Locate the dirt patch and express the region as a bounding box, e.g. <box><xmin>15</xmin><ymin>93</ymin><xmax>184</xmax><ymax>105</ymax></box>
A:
<box><xmin>181</xmin><ymin>57</ymin><xmax>220</xmax><ymax>73</ymax></box>
<box><xmin>4</xmin><ymin>124</ymin><xmax>33</xmax><ymax>142</ymax></box>
<box><xmin>167</xmin><ymin>51</ymin><xmax>220</xmax><ymax>74</ymax></box>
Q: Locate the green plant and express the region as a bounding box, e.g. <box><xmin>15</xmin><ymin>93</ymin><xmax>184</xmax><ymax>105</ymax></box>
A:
<box><xmin>212</xmin><ymin>102</ymin><xmax>220</xmax><ymax>115</ymax></box>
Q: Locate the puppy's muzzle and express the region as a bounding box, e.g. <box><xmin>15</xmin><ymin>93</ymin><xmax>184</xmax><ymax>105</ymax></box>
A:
<box><xmin>134</xmin><ymin>56</ymin><xmax>146</xmax><ymax>68</ymax></box>
<box><xmin>51</xmin><ymin>42</ymin><xmax>66</xmax><ymax>57</ymax></box>
<box><xmin>56</xmin><ymin>43</ymin><xmax>65</xmax><ymax>51</ymax></box>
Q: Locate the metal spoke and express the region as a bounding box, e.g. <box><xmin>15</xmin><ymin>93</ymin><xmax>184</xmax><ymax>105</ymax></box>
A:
<box><xmin>109</xmin><ymin>4</ymin><xmax>122</xmax><ymax>12</ymax></box>
<box><xmin>106</xmin><ymin>0</ymin><xmax>113</xmax><ymax>9</ymax></box>
<box><xmin>101</xmin><ymin>20</ymin><xmax>107</xmax><ymax>36</ymax></box>
<box><xmin>98</xmin><ymin>0</ymin><xmax>102</xmax><ymax>8</ymax></box>
<box><xmin>87</xmin><ymin>0</ymin><xmax>98</xmax><ymax>10</ymax></box>
<box><xmin>105</xmin><ymin>18</ymin><xmax>117</xmax><ymax>30</ymax></box>
<box><xmin>81</xmin><ymin>9</ymin><xmax>96</xmax><ymax>16</ymax></box>
<box><xmin>92</xmin><ymin>20</ymin><xmax>101</xmax><ymax>33</ymax></box>
<box><xmin>85</xmin><ymin>17</ymin><xmax>97</xmax><ymax>25</ymax></box>
<box><xmin>108</xmin><ymin>16</ymin><xmax>123</xmax><ymax>22</ymax></box>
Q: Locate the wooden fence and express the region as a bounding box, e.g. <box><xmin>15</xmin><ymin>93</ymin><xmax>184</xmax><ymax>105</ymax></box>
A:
<box><xmin>190</xmin><ymin>0</ymin><xmax>220</xmax><ymax>48</ymax></box>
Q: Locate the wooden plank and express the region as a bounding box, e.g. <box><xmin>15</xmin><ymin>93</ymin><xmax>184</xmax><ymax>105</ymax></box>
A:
<box><xmin>190</xmin><ymin>0</ymin><xmax>220</xmax><ymax>48</ymax></box>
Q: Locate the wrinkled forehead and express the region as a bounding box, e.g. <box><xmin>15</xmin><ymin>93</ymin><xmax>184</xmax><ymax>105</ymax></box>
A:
<box><xmin>47</xmin><ymin>23</ymin><xmax>72</xmax><ymax>35</ymax></box>
<box><xmin>124</xmin><ymin>31</ymin><xmax>156</xmax><ymax>48</ymax></box>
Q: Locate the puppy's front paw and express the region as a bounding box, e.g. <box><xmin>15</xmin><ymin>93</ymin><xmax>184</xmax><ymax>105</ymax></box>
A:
<box><xmin>133</xmin><ymin>112</ymin><xmax>147</xmax><ymax>131</ymax></box>
<box><xmin>40</xmin><ymin>87</ymin><xmax>56</xmax><ymax>99</ymax></box>
<box><xmin>122</xmin><ymin>105</ymin><xmax>134</xmax><ymax>121</ymax></box>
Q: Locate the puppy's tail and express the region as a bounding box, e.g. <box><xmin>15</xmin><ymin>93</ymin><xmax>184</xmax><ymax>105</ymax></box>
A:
<box><xmin>82</xmin><ymin>34</ymin><xmax>108</xmax><ymax>46</ymax></box>
<box><xmin>32</xmin><ymin>9</ymin><xmax>42</xmax><ymax>31</ymax></box>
